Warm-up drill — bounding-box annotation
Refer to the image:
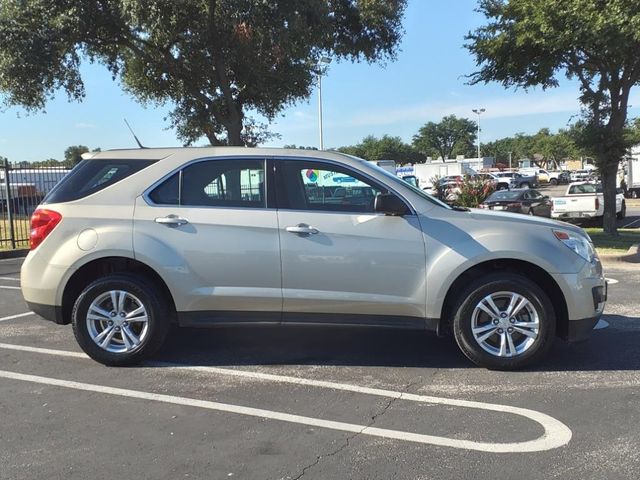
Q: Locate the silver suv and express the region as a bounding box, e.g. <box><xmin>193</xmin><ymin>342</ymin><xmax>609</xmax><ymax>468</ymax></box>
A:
<box><xmin>21</xmin><ymin>148</ymin><xmax>606</xmax><ymax>369</ymax></box>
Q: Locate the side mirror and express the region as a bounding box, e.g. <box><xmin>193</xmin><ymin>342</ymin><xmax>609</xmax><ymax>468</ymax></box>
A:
<box><xmin>374</xmin><ymin>193</ymin><xmax>409</xmax><ymax>216</ymax></box>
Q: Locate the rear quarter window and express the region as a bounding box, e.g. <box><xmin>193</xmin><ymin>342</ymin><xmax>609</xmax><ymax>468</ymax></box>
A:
<box><xmin>43</xmin><ymin>159</ymin><xmax>156</xmax><ymax>204</ymax></box>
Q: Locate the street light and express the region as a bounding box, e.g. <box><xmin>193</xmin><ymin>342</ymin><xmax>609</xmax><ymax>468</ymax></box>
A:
<box><xmin>317</xmin><ymin>56</ymin><xmax>331</xmax><ymax>150</ymax></box>
<box><xmin>472</xmin><ymin>108</ymin><xmax>486</xmax><ymax>159</ymax></box>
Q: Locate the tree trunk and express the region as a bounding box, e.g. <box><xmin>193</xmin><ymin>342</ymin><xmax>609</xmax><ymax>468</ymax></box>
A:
<box><xmin>601</xmin><ymin>160</ymin><xmax>618</xmax><ymax>235</ymax></box>
<box><xmin>226</xmin><ymin>119</ymin><xmax>243</xmax><ymax>146</ymax></box>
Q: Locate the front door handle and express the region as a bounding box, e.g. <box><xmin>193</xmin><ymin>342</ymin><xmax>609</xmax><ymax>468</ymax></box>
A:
<box><xmin>155</xmin><ymin>214</ymin><xmax>189</xmax><ymax>227</ymax></box>
<box><xmin>285</xmin><ymin>223</ymin><xmax>319</xmax><ymax>235</ymax></box>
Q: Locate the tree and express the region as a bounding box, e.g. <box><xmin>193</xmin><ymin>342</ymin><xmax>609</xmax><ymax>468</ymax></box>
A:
<box><xmin>412</xmin><ymin>115</ymin><xmax>477</xmax><ymax>161</ymax></box>
<box><xmin>64</xmin><ymin>145</ymin><xmax>90</xmax><ymax>166</ymax></box>
<box><xmin>0</xmin><ymin>1</ymin><xmax>406</xmax><ymax>147</ymax></box>
<box><xmin>467</xmin><ymin>0</ymin><xmax>640</xmax><ymax>234</ymax></box>
<box><xmin>338</xmin><ymin>135</ymin><xmax>424</xmax><ymax>165</ymax></box>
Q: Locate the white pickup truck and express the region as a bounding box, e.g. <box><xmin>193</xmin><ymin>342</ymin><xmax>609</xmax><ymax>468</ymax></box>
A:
<box><xmin>552</xmin><ymin>182</ymin><xmax>625</xmax><ymax>223</ymax></box>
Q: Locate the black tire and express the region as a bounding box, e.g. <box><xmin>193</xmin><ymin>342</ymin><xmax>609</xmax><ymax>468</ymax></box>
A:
<box><xmin>527</xmin><ymin>209</ymin><xmax>535</xmax><ymax>216</ymax></box>
<box><xmin>632</xmin><ymin>190</ymin><xmax>639</xmax><ymax>199</ymax></box>
<box><xmin>452</xmin><ymin>273</ymin><xmax>556</xmax><ymax>370</ymax></box>
<box><xmin>72</xmin><ymin>274</ymin><xmax>170</xmax><ymax>366</ymax></box>
<box><xmin>550</xmin><ymin>178</ymin><xmax>558</xmax><ymax>186</ymax></box>
<box><xmin>617</xmin><ymin>201</ymin><xmax>626</xmax><ymax>220</ymax></box>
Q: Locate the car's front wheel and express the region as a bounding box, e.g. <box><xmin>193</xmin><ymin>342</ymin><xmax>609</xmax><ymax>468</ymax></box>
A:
<box><xmin>452</xmin><ymin>273</ymin><xmax>555</xmax><ymax>370</ymax></box>
<box><xmin>72</xmin><ymin>274</ymin><xmax>170</xmax><ymax>366</ymax></box>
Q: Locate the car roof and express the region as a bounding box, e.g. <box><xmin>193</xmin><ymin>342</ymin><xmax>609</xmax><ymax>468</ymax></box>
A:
<box><xmin>86</xmin><ymin>147</ymin><xmax>354</xmax><ymax>162</ymax></box>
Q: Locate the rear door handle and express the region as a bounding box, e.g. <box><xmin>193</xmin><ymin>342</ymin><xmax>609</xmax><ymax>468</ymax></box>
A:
<box><xmin>155</xmin><ymin>214</ymin><xmax>189</xmax><ymax>226</ymax></box>
<box><xmin>285</xmin><ymin>223</ymin><xmax>319</xmax><ymax>235</ymax></box>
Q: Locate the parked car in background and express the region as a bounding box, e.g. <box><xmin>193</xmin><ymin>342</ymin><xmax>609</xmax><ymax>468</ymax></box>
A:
<box><xmin>555</xmin><ymin>171</ymin><xmax>571</xmax><ymax>185</ymax></box>
<box><xmin>520</xmin><ymin>167</ymin><xmax>549</xmax><ymax>184</ymax></box>
<box><xmin>493</xmin><ymin>171</ymin><xmax>538</xmax><ymax>189</ymax></box>
<box><xmin>20</xmin><ymin>147</ymin><xmax>606</xmax><ymax>370</ymax></box>
<box><xmin>570</xmin><ymin>169</ymin><xmax>593</xmax><ymax>182</ymax></box>
<box><xmin>547</xmin><ymin>171</ymin><xmax>566</xmax><ymax>185</ymax></box>
<box><xmin>479</xmin><ymin>189</ymin><xmax>552</xmax><ymax>217</ymax></box>
<box><xmin>475</xmin><ymin>172</ymin><xmax>510</xmax><ymax>190</ymax></box>
<box><xmin>552</xmin><ymin>182</ymin><xmax>625</xmax><ymax>223</ymax></box>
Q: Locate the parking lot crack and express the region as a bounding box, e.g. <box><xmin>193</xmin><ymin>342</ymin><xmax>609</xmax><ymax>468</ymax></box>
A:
<box><xmin>288</xmin><ymin>379</ymin><xmax>420</xmax><ymax>480</ymax></box>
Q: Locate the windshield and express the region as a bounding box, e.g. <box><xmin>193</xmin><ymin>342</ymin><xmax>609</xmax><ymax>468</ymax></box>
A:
<box><xmin>486</xmin><ymin>190</ymin><xmax>523</xmax><ymax>202</ymax></box>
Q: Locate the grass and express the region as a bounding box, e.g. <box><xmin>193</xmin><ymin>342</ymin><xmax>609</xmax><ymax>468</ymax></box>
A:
<box><xmin>0</xmin><ymin>218</ymin><xmax>30</xmax><ymax>251</ymax></box>
<box><xmin>584</xmin><ymin>228</ymin><xmax>640</xmax><ymax>254</ymax></box>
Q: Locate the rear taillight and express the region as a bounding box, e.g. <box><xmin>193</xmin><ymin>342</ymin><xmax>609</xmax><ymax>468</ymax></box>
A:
<box><xmin>30</xmin><ymin>209</ymin><xmax>62</xmax><ymax>250</ymax></box>
<box><xmin>595</xmin><ymin>198</ymin><xmax>600</xmax><ymax>210</ymax></box>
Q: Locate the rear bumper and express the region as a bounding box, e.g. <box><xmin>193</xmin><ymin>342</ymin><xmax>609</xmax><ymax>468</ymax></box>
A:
<box><xmin>26</xmin><ymin>301</ymin><xmax>67</xmax><ymax>325</ymax></box>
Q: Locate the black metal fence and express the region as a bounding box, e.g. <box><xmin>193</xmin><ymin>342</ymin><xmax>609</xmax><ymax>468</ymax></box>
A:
<box><xmin>0</xmin><ymin>160</ymin><xmax>70</xmax><ymax>249</ymax></box>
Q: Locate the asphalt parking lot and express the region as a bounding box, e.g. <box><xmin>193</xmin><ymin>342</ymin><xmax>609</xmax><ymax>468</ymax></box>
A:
<box><xmin>1</xmin><ymin>256</ymin><xmax>640</xmax><ymax>480</ymax></box>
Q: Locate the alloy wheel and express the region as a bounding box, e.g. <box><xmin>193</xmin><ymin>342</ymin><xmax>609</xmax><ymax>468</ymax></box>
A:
<box><xmin>471</xmin><ymin>291</ymin><xmax>540</xmax><ymax>357</ymax></box>
<box><xmin>86</xmin><ymin>290</ymin><xmax>149</xmax><ymax>353</ymax></box>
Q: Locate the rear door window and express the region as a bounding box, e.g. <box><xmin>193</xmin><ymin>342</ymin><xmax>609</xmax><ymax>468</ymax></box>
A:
<box><xmin>43</xmin><ymin>159</ymin><xmax>156</xmax><ymax>204</ymax></box>
<box><xmin>147</xmin><ymin>159</ymin><xmax>266</xmax><ymax>208</ymax></box>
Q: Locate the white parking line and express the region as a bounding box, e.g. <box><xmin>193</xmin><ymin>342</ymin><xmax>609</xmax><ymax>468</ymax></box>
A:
<box><xmin>0</xmin><ymin>312</ymin><xmax>35</xmax><ymax>322</ymax></box>
<box><xmin>0</xmin><ymin>277</ymin><xmax>20</xmax><ymax>282</ymax></box>
<box><xmin>622</xmin><ymin>218</ymin><xmax>640</xmax><ymax>228</ymax></box>
<box><xmin>0</xmin><ymin>342</ymin><xmax>572</xmax><ymax>453</ymax></box>
<box><xmin>0</xmin><ymin>286</ymin><xmax>21</xmax><ymax>290</ymax></box>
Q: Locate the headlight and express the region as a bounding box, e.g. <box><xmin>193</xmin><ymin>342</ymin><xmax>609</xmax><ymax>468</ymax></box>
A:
<box><xmin>553</xmin><ymin>229</ymin><xmax>596</xmax><ymax>263</ymax></box>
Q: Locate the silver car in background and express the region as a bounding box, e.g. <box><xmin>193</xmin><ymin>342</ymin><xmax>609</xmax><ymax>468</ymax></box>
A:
<box><xmin>21</xmin><ymin>148</ymin><xmax>606</xmax><ymax>369</ymax></box>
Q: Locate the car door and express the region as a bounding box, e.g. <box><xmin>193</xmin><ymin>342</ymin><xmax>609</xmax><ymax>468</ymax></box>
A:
<box><xmin>274</xmin><ymin>158</ymin><xmax>427</xmax><ymax>324</ymax></box>
<box><xmin>133</xmin><ymin>157</ymin><xmax>282</xmax><ymax>321</ymax></box>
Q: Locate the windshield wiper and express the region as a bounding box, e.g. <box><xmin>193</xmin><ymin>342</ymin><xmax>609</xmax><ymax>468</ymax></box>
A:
<box><xmin>451</xmin><ymin>205</ymin><xmax>470</xmax><ymax>212</ymax></box>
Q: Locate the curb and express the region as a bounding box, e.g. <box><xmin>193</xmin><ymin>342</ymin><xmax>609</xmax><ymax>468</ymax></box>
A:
<box><xmin>0</xmin><ymin>249</ymin><xmax>29</xmax><ymax>260</ymax></box>
<box><xmin>598</xmin><ymin>244</ymin><xmax>640</xmax><ymax>265</ymax></box>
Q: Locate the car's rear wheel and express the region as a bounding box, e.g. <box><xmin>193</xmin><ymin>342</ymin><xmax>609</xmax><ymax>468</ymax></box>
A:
<box><xmin>617</xmin><ymin>201</ymin><xmax>626</xmax><ymax>220</ymax></box>
<box><xmin>452</xmin><ymin>273</ymin><xmax>555</xmax><ymax>370</ymax></box>
<box><xmin>550</xmin><ymin>178</ymin><xmax>558</xmax><ymax>186</ymax></box>
<box><xmin>72</xmin><ymin>274</ymin><xmax>170</xmax><ymax>366</ymax></box>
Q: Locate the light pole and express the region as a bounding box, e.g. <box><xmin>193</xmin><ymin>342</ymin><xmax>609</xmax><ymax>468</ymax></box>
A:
<box><xmin>317</xmin><ymin>57</ymin><xmax>332</xmax><ymax>150</ymax></box>
<box><xmin>472</xmin><ymin>108</ymin><xmax>485</xmax><ymax>159</ymax></box>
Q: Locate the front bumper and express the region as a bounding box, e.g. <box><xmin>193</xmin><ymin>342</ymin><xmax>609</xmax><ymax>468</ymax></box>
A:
<box><xmin>551</xmin><ymin>258</ymin><xmax>606</xmax><ymax>341</ymax></box>
<box><xmin>566</xmin><ymin>314</ymin><xmax>602</xmax><ymax>342</ymax></box>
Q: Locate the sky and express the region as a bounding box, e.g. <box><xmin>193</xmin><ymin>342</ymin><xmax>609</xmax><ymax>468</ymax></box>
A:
<box><xmin>1</xmin><ymin>0</ymin><xmax>639</xmax><ymax>162</ymax></box>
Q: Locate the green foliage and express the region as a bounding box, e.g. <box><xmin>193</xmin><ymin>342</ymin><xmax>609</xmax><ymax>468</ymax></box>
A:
<box><xmin>483</xmin><ymin>128</ymin><xmax>580</xmax><ymax>168</ymax></box>
<box><xmin>412</xmin><ymin>115</ymin><xmax>477</xmax><ymax>160</ymax></box>
<box><xmin>337</xmin><ymin>135</ymin><xmax>424</xmax><ymax>165</ymax></box>
<box><xmin>63</xmin><ymin>145</ymin><xmax>90</xmax><ymax>166</ymax></box>
<box><xmin>0</xmin><ymin>0</ymin><xmax>406</xmax><ymax>146</ymax></box>
<box><xmin>30</xmin><ymin>158</ymin><xmax>66</xmax><ymax>167</ymax></box>
<box><xmin>467</xmin><ymin>0</ymin><xmax>640</xmax><ymax>233</ymax></box>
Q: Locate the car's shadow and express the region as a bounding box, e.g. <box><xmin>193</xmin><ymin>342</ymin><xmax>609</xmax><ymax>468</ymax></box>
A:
<box><xmin>156</xmin><ymin>314</ymin><xmax>640</xmax><ymax>372</ymax></box>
